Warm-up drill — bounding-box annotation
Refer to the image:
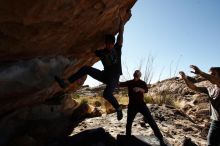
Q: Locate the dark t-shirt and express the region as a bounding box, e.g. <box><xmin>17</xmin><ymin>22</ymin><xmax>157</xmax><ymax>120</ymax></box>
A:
<box><xmin>95</xmin><ymin>43</ymin><xmax>122</xmax><ymax>76</ymax></box>
<box><xmin>120</xmin><ymin>79</ymin><xmax>148</xmax><ymax>106</ymax></box>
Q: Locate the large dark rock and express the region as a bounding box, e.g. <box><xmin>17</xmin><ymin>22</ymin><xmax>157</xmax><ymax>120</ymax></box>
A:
<box><xmin>0</xmin><ymin>96</ymin><xmax>91</xmax><ymax>146</ymax></box>
<box><xmin>0</xmin><ymin>0</ymin><xmax>136</xmax><ymax>116</ymax></box>
<box><xmin>182</xmin><ymin>137</ymin><xmax>198</xmax><ymax>146</ymax></box>
<box><xmin>64</xmin><ymin>128</ymin><xmax>116</xmax><ymax>146</ymax></box>
<box><xmin>117</xmin><ymin>135</ymin><xmax>171</xmax><ymax>146</ymax></box>
<box><xmin>117</xmin><ymin>135</ymin><xmax>151</xmax><ymax>146</ymax></box>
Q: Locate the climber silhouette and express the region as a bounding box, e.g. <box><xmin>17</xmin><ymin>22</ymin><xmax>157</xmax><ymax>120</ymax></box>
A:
<box><xmin>179</xmin><ymin>65</ymin><xmax>220</xmax><ymax>146</ymax></box>
<box><xmin>54</xmin><ymin>11</ymin><xmax>131</xmax><ymax>121</ymax></box>
<box><xmin>119</xmin><ymin>70</ymin><xmax>168</xmax><ymax>146</ymax></box>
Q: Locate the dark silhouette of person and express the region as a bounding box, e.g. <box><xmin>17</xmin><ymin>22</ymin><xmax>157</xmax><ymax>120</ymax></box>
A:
<box><xmin>54</xmin><ymin>12</ymin><xmax>131</xmax><ymax>121</ymax></box>
<box><xmin>119</xmin><ymin>70</ymin><xmax>167</xmax><ymax>146</ymax></box>
<box><xmin>179</xmin><ymin>65</ymin><xmax>220</xmax><ymax>146</ymax></box>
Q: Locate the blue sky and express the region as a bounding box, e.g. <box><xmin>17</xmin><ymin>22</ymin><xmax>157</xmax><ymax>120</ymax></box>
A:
<box><xmin>85</xmin><ymin>0</ymin><xmax>220</xmax><ymax>86</ymax></box>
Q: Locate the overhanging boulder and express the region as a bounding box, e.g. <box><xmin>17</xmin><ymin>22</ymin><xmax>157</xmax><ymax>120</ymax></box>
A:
<box><xmin>0</xmin><ymin>0</ymin><xmax>136</xmax><ymax>116</ymax></box>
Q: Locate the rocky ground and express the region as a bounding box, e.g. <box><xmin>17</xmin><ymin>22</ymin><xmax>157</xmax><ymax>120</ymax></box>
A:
<box><xmin>0</xmin><ymin>76</ymin><xmax>212</xmax><ymax>146</ymax></box>
<box><xmin>72</xmin><ymin>104</ymin><xmax>207</xmax><ymax>146</ymax></box>
<box><xmin>72</xmin><ymin>76</ymin><xmax>211</xmax><ymax>146</ymax></box>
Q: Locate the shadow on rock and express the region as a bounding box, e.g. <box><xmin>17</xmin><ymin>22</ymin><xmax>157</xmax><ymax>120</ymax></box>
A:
<box><xmin>117</xmin><ymin>135</ymin><xmax>151</xmax><ymax>146</ymax></box>
<box><xmin>36</xmin><ymin>128</ymin><xmax>116</xmax><ymax>146</ymax></box>
<box><xmin>46</xmin><ymin>128</ymin><xmax>157</xmax><ymax>146</ymax></box>
<box><xmin>0</xmin><ymin>93</ymin><xmax>94</xmax><ymax>146</ymax></box>
<box><xmin>182</xmin><ymin>137</ymin><xmax>198</xmax><ymax>146</ymax></box>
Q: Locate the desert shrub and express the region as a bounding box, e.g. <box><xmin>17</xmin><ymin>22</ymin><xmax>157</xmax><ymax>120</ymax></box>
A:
<box><xmin>144</xmin><ymin>90</ymin><xmax>181</xmax><ymax>108</ymax></box>
<box><xmin>144</xmin><ymin>96</ymin><xmax>154</xmax><ymax>104</ymax></box>
<box><xmin>173</xmin><ymin>99</ymin><xmax>183</xmax><ymax>109</ymax></box>
<box><xmin>71</xmin><ymin>93</ymin><xmax>80</xmax><ymax>99</ymax></box>
<box><xmin>154</xmin><ymin>95</ymin><xmax>174</xmax><ymax>106</ymax></box>
<box><xmin>104</xmin><ymin>101</ymin><xmax>115</xmax><ymax>114</ymax></box>
<box><xmin>80</xmin><ymin>98</ymin><xmax>88</xmax><ymax>105</ymax></box>
<box><xmin>120</xmin><ymin>88</ymin><xmax>128</xmax><ymax>96</ymax></box>
<box><xmin>94</xmin><ymin>100</ymin><xmax>102</xmax><ymax>107</ymax></box>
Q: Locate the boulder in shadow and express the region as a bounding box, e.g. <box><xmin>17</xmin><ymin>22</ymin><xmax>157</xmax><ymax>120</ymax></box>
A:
<box><xmin>117</xmin><ymin>135</ymin><xmax>154</xmax><ymax>146</ymax></box>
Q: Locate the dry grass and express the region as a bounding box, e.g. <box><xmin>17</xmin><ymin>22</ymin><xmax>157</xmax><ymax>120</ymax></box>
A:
<box><xmin>70</xmin><ymin>91</ymin><xmax>129</xmax><ymax>114</ymax></box>
<box><xmin>144</xmin><ymin>95</ymin><xmax>174</xmax><ymax>106</ymax></box>
<box><xmin>102</xmin><ymin>94</ymin><xmax>129</xmax><ymax>114</ymax></box>
<box><xmin>70</xmin><ymin>88</ymin><xmax>183</xmax><ymax>115</ymax></box>
<box><xmin>144</xmin><ymin>91</ymin><xmax>183</xmax><ymax>109</ymax></box>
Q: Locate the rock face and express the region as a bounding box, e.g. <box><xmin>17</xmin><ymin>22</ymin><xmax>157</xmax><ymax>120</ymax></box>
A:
<box><xmin>0</xmin><ymin>0</ymin><xmax>136</xmax><ymax>115</ymax></box>
<box><xmin>0</xmin><ymin>95</ymin><xmax>93</xmax><ymax>146</ymax></box>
